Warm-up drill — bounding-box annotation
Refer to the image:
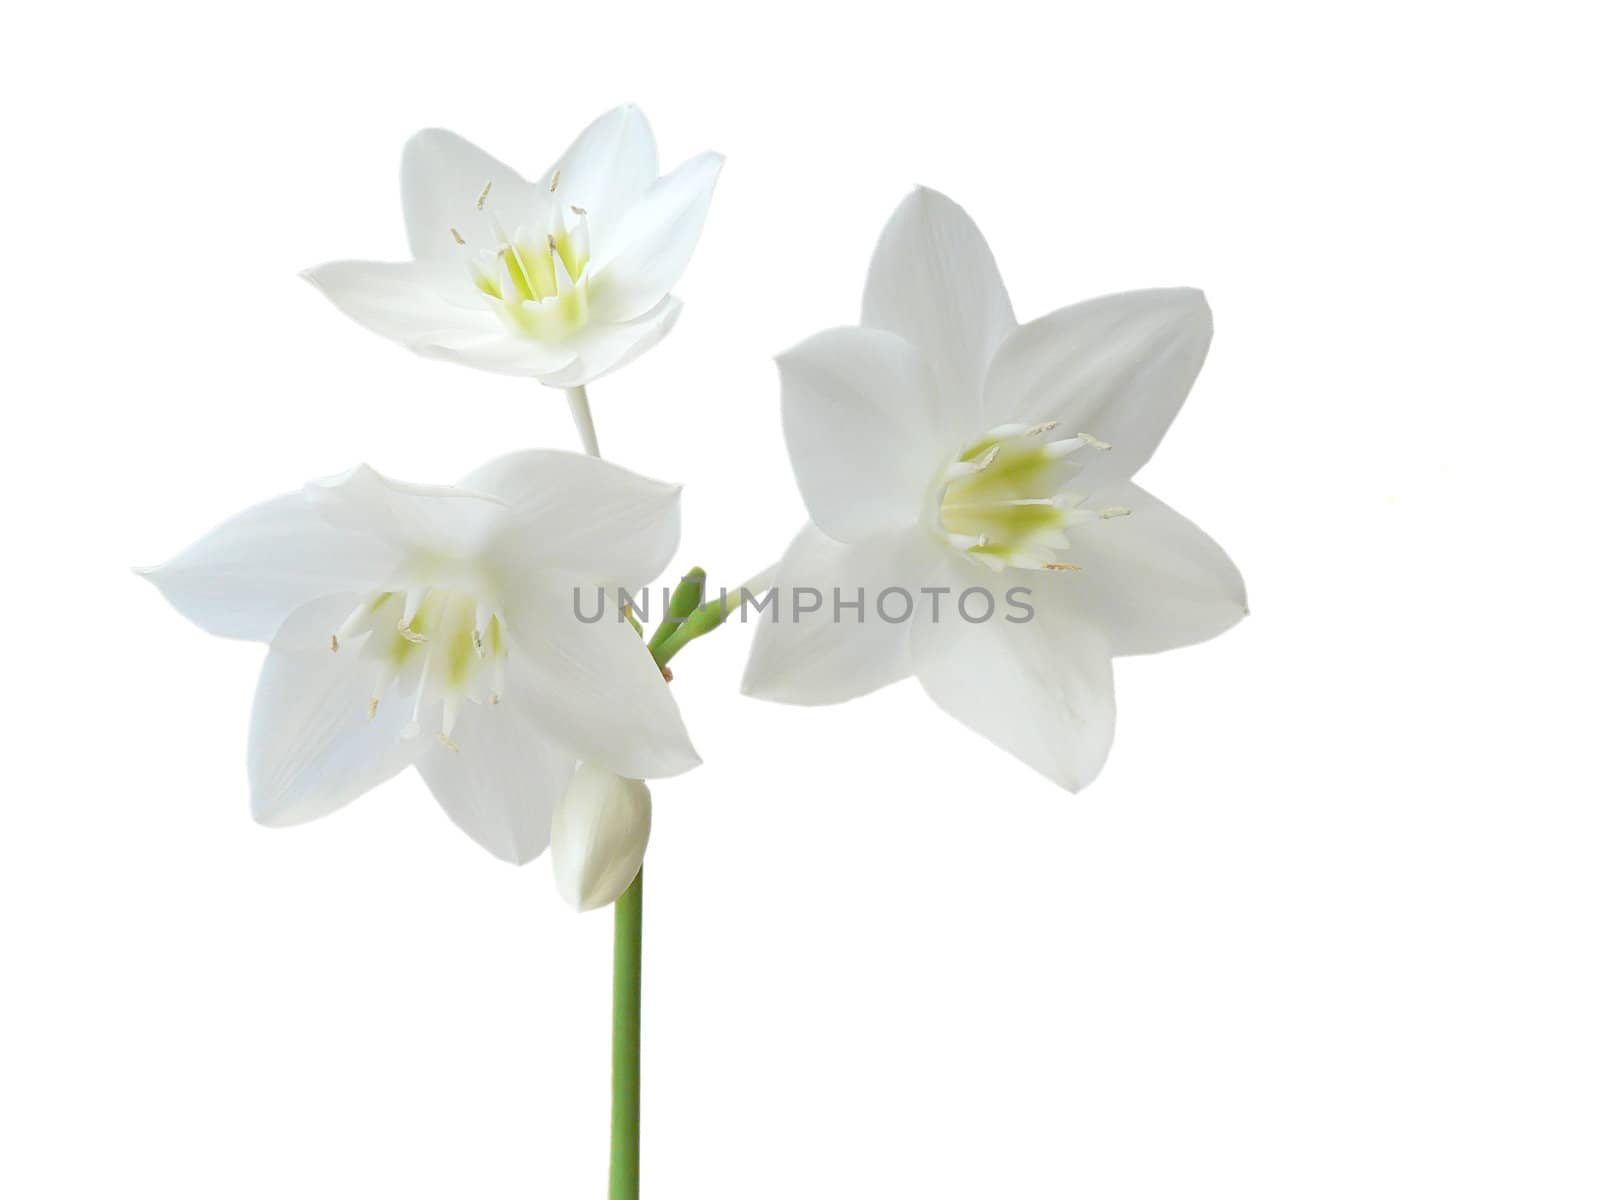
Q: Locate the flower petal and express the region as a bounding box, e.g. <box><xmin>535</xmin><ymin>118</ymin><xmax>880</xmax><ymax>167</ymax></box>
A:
<box><xmin>503</xmin><ymin>580</ymin><xmax>699</xmax><ymax>780</ymax></box>
<box><xmin>590</xmin><ymin>151</ymin><xmax>723</xmax><ymax>323</ymax></box>
<box><xmin>301</xmin><ymin>260</ymin><xmax>580</xmax><ymax>379</ymax></box>
<box><xmin>861</xmin><ymin>187</ymin><xmax>1015</xmax><ymax>417</ymax></box>
<box><xmin>981</xmin><ymin>289</ymin><xmax>1213</xmax><ymax>489</ymax></box>
<box><xmin>537</xmin><ymin>105</ymin><xmax>659</xmax><ymax>249</ymax></box>
<box><xmin>249</xmin><ymin>596</ymin><xmax>421</xmax><ymax>826</ymax></box>
<box><xmin>415</xmin><ymin>694</ymin><xmax>575</xmax><ymax>865</ymax></box>
<box><xmin>550</xmin><ymin>765</ymin><xmax>651</xmax><ymax>912</ymax></box>
<box><xmin>401</xmin><ymin>128</ymin><xmax>539</xmax><ymax>264</ymax></box>
<box><xmin>461</xmin><ymin>450</ymin><xmax>681</xmax><ymax>592</ymax></box>
<box><xmin>910</xmin><ymin>559</ymin><xmax>1116</xmax><ymax>791</ymax></box>
<box><xmin>303</xmin><ymin>464</ymin><xmax>510</xmax><ymax>562</ymax></box>
<box><xmin>537</xmin><ymin>295</ymin><xmax>682</xmax><ymax>389</ymax></box>
<box><xmin>141</xmin><ymin>492</ymin><xmax>397</xmax><ymax>642</ymax></box>
<box><xmin>1047</xmin><ymin>481</ymin><xmax>1246</xmax><ymax>655</ymax></box>
<box><xmin>741</xmin><ymin>524</ymin><xmax>942</xmax><ymax>705</ymax></box>
<box><xmin>777</xmin><ymin>326</ymin><xmax>949</xmax><ymax>542</ymax></box>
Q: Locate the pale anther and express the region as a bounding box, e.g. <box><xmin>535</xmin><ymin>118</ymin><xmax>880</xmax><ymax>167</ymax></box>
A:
<box><xmin>476</xmin><ymin>181</ymin><xmax>493</xmax><ymax>211</ymax></box>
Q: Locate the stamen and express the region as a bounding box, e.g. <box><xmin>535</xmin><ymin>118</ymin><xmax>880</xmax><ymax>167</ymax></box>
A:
<box><xmin>367</xmin><ymin>697</ymin><xmax>379</xmax><ymax>721</ymax></box>
<box><xmin>944</xmin><ymin>444</ymin><xmax>1001</xmax><ymax>481</ymax></box>
<box><xmin>1044</xmin><ymin>562</ymin><xmax>1083</xmax><ymax>572</ymax></box>
<box><xmin>476</xmin><ymin>181</ymin><xmax>493</xmax><ymax>210</ymax></box>
<box><xmin>941</xmin><ymin>496</ymin><xmax>1059</xmax><ymax>515</ymax></box>
<box><xmin>1078</xmin><ymin>431</ymin><xmax>1111</xmax><ymax>450</ymax></box>
<box><xmin>336</xmin><ymin>599</ymin><xmax>375</xmax><ymax>642</ymax></box>
<box><xmin>549</xmin><ymin>169</ymin><xmax>561</xmax><ymax>192</ymax></box>
<box><xmin>1025</xmin><ymin>421</ymin><xmax>1059</xmax><ymax>437</ymax></box>
<box><xmin>1098</xmin><ymin>506</ymin><xmax>1132</xmax><ymax>519</ymax></box>
<box><xmin>330</xmin><ymin>634</ymin><xmax>339</xmax><ymax>652</ymax></box>
<box><xmin>450</xmin><ymin>227</ymin><xmax>466</xmax><ymax>245</ymax></box>
<box><xmin>570</xmin><ymin>205</ymin><xmax>587</xmax><ymax>216</ymax></box>
<box><xmin>410</xmin><ymin>664</ymin><xmax>431</xmax><ymax>726</ymax></box>
<box><xmin>399</xmin><ymin>589</ymin><xmax>428</xmax><ymax>642</ymax></box>
<box><xmin>473</xmin><ymin>600</ymin><xmax>493</xmax><ymax>659</ymax></box>
<box><xmin>401</xmin><ymin>589</ymin><xmax>424</xmax><ymax>625</ymax></box>
<box><xmin>437</xmin><ymin>732</ymin><xmax>460</xmax><ymax>753</ymax></box>
<box><xmin>1043</xmin><ymin>436</ymin><xmax>1089</xmax><ymax>460</ymax></box>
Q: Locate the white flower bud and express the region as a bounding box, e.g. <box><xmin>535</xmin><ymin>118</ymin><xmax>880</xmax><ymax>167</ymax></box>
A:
<box><xmin>551</xmin><ymin>764</ymin><xmax>652</xmax><ymax>912</ymax></box>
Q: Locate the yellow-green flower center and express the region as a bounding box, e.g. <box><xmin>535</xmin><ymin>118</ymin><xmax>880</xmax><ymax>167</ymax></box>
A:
<box><xmin>452</xmin><ymin>179</ymin><xmax>593</xmax><ymax>341</ymax></box>
<box><xmin>935</xmin><ymin>422</ymin><xmax>1129</xmax><ymax>572</ymax></box>
<box><xmin>331</xmin><ymin>586</ymin><xmax>509</xmax><ymax>751</ymax></box>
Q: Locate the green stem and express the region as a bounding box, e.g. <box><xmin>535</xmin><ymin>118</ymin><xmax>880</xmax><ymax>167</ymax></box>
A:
<box><xmin>609</xmin><ymin>868</ymin><xmax>643</xmax><ymax>1200</ymax></box>
<box><xmin>558</xmin><ymin>377</ymin><xmax>636</xmax><ymax>1193</ymax></box>
<box><xmin>601</xmin><ymin>564</ymin><xmax>774</xmax><ymax>1196</ymax></box>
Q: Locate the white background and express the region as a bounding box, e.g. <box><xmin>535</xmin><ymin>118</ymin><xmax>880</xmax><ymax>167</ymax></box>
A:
<box><xmin>2</xmin><ymin>2</ymin><xmax>1596</xmax><ymax>1196</ymax></box>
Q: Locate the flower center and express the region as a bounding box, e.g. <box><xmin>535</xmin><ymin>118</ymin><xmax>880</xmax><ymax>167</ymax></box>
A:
<box><xmin>935</xmin><ymin>422</ymin><xmax>1130</xmax><ymax>572</ymax></box>
<box><xmin>452</xmin><ymin>178</ymin><xmax>592</xmax><ymax>341</ymax></box>
<box><xmin>330</xmin><ymin>586</ymin><xmax>509</xmax><ymax>751</ymax></box>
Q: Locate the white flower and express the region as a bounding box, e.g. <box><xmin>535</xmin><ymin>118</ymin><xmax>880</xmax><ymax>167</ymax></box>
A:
<box><xmin>303</xmin><ymin>105</ymin><xmax>723</xmax><ymax>387</ymax></box>
<box><xmin>551</xmin><ymin>765</ymin><xmax>652</xmax><ymax>912</ymax></box>
<box><xmin>142</xmin><ymin>452</ymin><xmax>699</xmax><ymax>863</ymax></box>
<box><xmin>742</xmin><ymin>188</ymin><xmax>1246</xmax><ymax>790</ymax></box>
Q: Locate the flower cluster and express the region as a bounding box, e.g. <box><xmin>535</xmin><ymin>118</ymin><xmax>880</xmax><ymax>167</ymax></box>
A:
<box><xmin>144</xmin><ymin>106</ymin><xmax>1245</xmax><ymax>912</ymax></box>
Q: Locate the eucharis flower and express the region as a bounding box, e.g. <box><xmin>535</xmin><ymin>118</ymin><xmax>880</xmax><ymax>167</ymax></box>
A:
<box><xmin>742</xmin><ymin>188</ymin><xmax>1246</xmax><ymax>790</ymax></box>
<box><xmin>142</xmin><ymin>452</ymin><xmax>699</xmax><ymax>863</ymax></box>
<box><xmin>304</xmin><ymin>105</ymin><xmax>723</xmax><ymax>386</ymax></box>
